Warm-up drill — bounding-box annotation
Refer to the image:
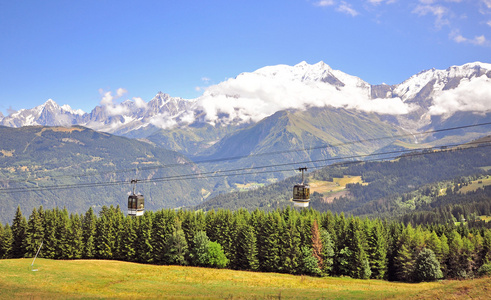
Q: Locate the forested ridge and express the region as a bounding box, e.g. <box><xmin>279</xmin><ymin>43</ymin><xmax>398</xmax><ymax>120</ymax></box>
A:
<box><xmin>1</xmin><ymin>205</ymin><xmax>491</xmax><ymax>282</ymax></box>
<box><xmin>200</xmin><ymin>141</ymin><xmax>491</xmax><ymax>216</ymax></box>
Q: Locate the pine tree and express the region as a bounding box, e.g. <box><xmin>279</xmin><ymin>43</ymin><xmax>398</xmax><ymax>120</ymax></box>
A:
<box><xmin>394</xmin><ymin>224</ymin><xmax>416</xmax><ymax>282</ymax></box>
<box><xmin>82</xmin><ymin>207</ymin><xmax>97</xmax><ymax>259</ymax></box>
<box><xmin>135</xmin><ymin>211</ymin><xmax>153</xmax><ymax>263</ymax></box>
<box><xmin>320</xmin><ymin>228</ymin><xmax>334</xmax><ymax>276</ymax></box>
<box><xmin>460</xmin><ymin>235</ymin><xmax>475</xmax><ymax>277</ymax></box>
<box><xmin>0</xmin><ymin>224</ymin><xmax>13</xmax><ymax>258</ymax></box>
<box><xmin>55</xmin><ymin>208</ymin><xmax>70</xmax><ymax>259</ymax></box>
<box><xmin>231</xmin><ymin>214</ymin><xmax>258</xmax><ymax>271</ymax></box>
<box><xmin>165</xmin><ymin>221</ymin><xmax>188</xmax><ymax>265</ymax></box>
<box><xmin>367</xmin><ymin>220</ymin><xmax>387</xmax><ymax>279</ymax></box>
<box><xmin>482</xmin><ymin>230</ymin><xmax>491</xmax><ymax>264</ymax></box>
<box><xmin>23</xmin><ymin>208</ymin><xmax>44</xmax><ymax>257</ymax></box>
<box><xmin>332</xmin><ymin>212</ymin><xmax>348</xmax><ymax>276</ymax></box>
<box><xmin>446</xmin><ymin>229</ymin><xmax>464</xmax><ymax>278</ymax></box>
<box><xmin>278</xmin><ymin>209</ymin><xmax>300</xmax><ymax>274</ymax></box>
<box><xmin>68</xmin><ymin>213</ymin><xmax>84</xmax><ymax>259</ymax></box>
<box><xmin>121</xmin><ymin>216</ymin><xmax>137</xmax><ymax>262</ymax></box>
<box><xmin>425</xmin><ymin>231</ymin><xmax>442</xmax><ymax>263</ymax></box>
<box><xmin>42</xmin><ymin>209</ymin><xmax>57</xmax><ymax>259</ymax></box>
<box><xmin>95</xmin><ymin>214</ymin><xmax>114</xmax><ymax>259</ymax></box>
<box><xmin>257</xmin><ymin>212</ymin><xmax>281</xmax><ymax>272</ymax></box>
<box><xmin>439</xmin><ymin>233</ymin><xmax>450</xmax><ymax>276</ymax></box>
<box><xmin>112</xmin><ymin>206</ymin><xmax>125</xmax><ymax>261</ymax></box>
<box><xmin>10</xmin><ymin>206</ymin><xmax>27</xmax><ymax>258</ymax></box>
<box><xmin>152</xmin><ymin>209</ymin><xmax>176</xmax><ymax>264</ymax></box>
<box><xmin>181</xmin><ymin>210</ymin><xmax>206</xmax><ymax>258</ymax></box>
<box><xmin>345</xmin><ymin>217</ymin><xmax>369</xmax><ymax>279</ymax></box>
<box><xmin>299</xmin><ymin>246</ymin><xmax>321</xmax><ymax>276</ymax></box>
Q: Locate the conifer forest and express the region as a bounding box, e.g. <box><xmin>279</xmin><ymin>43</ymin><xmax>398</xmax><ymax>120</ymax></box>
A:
<box><xmin>1</xmin><ymin>205</ymin><xmax>491</xmax><ymax>283</ymax></box>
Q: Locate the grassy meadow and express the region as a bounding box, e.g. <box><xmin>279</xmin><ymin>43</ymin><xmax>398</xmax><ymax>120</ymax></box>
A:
<box><xmin>0</xmin><ymin>258</ymin><xmax>489</xmax><ymax>299</ymax></box>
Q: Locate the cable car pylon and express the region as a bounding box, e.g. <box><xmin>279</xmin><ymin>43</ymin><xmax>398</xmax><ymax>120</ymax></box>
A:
<box><xmin>292</xmin><ymin>167</ymin><xmax>310</xmax><ymax>208</ymax></box>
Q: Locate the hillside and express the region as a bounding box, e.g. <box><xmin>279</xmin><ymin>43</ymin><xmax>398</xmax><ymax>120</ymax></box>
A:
<box><xmin>197</xmin><ymin>137</ymin><xmax>491</xmax><ymax>215</ymax></box>
<box><xmin>0</xmin><ymin>126</ymin><xmax>212</xmax><ymax>224</ymax></box>
<box><xmin>189</xmin><ymin>107</ymin><xmax>412</xmax><ymax>186</ymax></box>
<box><xmin>2</xmin><ymin>259</ymin><xmax>489</xmax><ymax>299</ymax></box>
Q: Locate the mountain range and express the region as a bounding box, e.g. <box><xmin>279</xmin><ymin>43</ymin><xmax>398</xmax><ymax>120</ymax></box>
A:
<box><xmin>0</xmin><ymin>61</ymin><xmax>490</xmax><ymax>221</ymax></box>
<box><xmin>1</xmin><ymin>61</ymin><xmax>490</xmax><ymax>137</ymax></box>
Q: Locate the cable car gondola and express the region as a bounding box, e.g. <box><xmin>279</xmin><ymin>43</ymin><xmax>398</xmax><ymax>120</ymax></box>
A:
<box><xmin>293</xmin><ymin>167</ymin><xmax>310</xmax><ymax>207</ymax></box>
<box><xmin>128</xmin><ymin>179</ymin><xmax>144</xmax><ymax>216</ymax></box>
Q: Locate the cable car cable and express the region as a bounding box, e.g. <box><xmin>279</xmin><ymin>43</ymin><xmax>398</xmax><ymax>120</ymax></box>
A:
<box><xmin>1</xmin><ymin>139</ymin><xmax>489</xmax><ymax>194</ymax></box>
<box><xmin>3</xmin><ymin>122</ymin><xmax>490</xmax><ymax>184</ymax></box>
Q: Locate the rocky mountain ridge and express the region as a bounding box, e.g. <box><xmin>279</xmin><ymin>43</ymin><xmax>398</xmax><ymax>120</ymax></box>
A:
<box><xmin>1</xmin><ymin>61</ymin><xmax>490</xmax><ymax>137</ymax></box>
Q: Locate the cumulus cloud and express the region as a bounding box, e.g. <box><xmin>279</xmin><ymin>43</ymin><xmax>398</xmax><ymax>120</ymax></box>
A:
<box><xmin>196</xmin><ymin>65</ymin><xmax>413</xmax><ymax>125</ymax></box>
<box><xmin>195</xmin><ymin>76</ymin><xmax>213</xmax><ymax>93</ymax></box>
<box><xmin>367</xmin><ymin>0</ymin><xmax>397</xmax><ymax>5</ymax></box>
<box><xmin>413</xmin><ymin>4</ymin><xmax>450</xmax><ymax>28</ymax></box>
<box><xmin>148</xmin><ymin>113</ymin><xmax>178</xmax><ymax>129</ymax></box>
<box><xmin>133</xmin><ymin>97</ymin><xmax>147</xmax><ymax>109</ymax></box>
<box><xmin>98</xmin><ymin>88</ymin><xmax>146</xmax><ymax>116</ymax></box>
<box><xmin>428</xmin><ymin>76</ymin><xmax>491</xmax><ymax>115</ymax></box>
<box><xmin>337</xmin><ymin>1</ymin><xmax>359</xmax><ymax>16</ymax></box>
<box><xmin>314</xmin><ymin>0</ymin><xmax>335</xmax><ymax>7</ymax></box>
<box><xmin>450</xmin><ymin>29</ymin><xmax>489</xmax><ymax>45</ymax></box>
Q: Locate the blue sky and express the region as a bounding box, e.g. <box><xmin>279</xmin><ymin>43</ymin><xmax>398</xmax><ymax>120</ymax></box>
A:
<box><xmin>1</xmin><ymin>0</ymin><xmax>490</xmax><ymax>115</ymax></box>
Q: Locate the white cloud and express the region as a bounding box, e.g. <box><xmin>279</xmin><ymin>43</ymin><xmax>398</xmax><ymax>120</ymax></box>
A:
<box><xmin>133</xmin><ymin>97</ymin><xmax>147</xmax><ymax>109</ymax></box>
<box><xmin>98</xmin><ymin>88</ymin><xmax>141</xmax><ymax>116</ymax></box>
<box><xmin>368</xmin><ymin>0</ymin><xmax>397</xmax><ymax>4</ymax></box>
<box><xmin>482</xmin><ymin>0</ymin><xmax>491</xmax><ymax>9</ymax></box>
<box><xmin>450</xmin><ymin>29</ymin><xmax>489</xmax><ymax>45</ymax></box>
<box><xmin>337</xmin><ymin>1</ymin><xmax>359</xmax><ymax>16</ymax></box>
<box><xmin>315</xmin><ymin>0</ymin><xmax>335</xmax><ymax>7</ymax></box>
<box><xmin>148</xmin><ymin>113</ymin><xmax>178</xmax><ymax>129</ymax></box>
<box><xmin>428</xmin><ymin>76</ymin><xmax>491</xmax><ymax>115</ymax></box>
<box><xmin>99</xmin><ymin>90</ymin><xmax>114</xmax><ymax>106</ymax></box>
<box><xmin>196</xmin><ymin>65</ymin><xmax>412</xmax><ymax>125</ymax></box>
<box><xmin>116</xmin><ymin>88</ymin><xmax>127</xmax><ymax>98</ymax></box>
<box><xmin>413</xmin><ymin>4</ymin><xmax>450</xmax><ymax>28</ymax></box>
<box><xmin>487</xmin><ymin>20</ymin><xmax>491</xmax><ymax>27</ymax></box>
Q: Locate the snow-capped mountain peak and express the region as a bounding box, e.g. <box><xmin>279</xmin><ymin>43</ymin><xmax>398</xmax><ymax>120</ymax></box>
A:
<box><xmin>1</xmin><ymin>61</ymin><xmax>490</xmax><ymax>134</ymax></box>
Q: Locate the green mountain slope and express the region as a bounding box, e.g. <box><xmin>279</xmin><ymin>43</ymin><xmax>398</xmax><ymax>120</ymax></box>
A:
<box><xmin>144</xmin><ymin>122</ymin><xmax>242</xmax><ymax>156</ymax></box>
<box><xmin>192</xmin><ymin>107</ymin><xmax>410</xmax><ymax>186</ymax></box>
<box><xmin>0</xmin><ymin>126</ymin><xmax>212</xmax><ymax>224</ymax></box>
<box><xmin>197</xmin><ymin>137</ymin><xmax>491</xmax><ymax>215</ymax></box>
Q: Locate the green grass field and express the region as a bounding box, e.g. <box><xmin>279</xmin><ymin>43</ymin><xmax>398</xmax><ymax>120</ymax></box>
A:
<box><xmin>0</xmin><ymin>259</ymin><xmax>489</xmax><ymax>299</ymax></box>
<box><xmin>458</xmin><ymin>176</ymin><xmax>491</xmax><ymax>194</ymax></box>
<box><xmin>309</xmin><ymin>176</ymin><xmax>364</xmax><ymax>195</ymax></box>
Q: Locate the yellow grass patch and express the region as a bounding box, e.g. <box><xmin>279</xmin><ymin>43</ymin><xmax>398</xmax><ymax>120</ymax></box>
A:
<box><xmin>0</xmin><ymin>149</ymin><xmax>14</xmax><ymax>157</ymax></box>
<box><xmin>0</xmin><ymin>259</ymin><xmax>489</xmax><ymax>299</ymax></box>
<box><xmin>458</xmin><ymin>176</ymin><xmax>491</xmax><ymax>194</ymax></box>
<box><xmin>35</xmin><ymin>127</ymin><xmax>84</xmax><ymax>136</ymax></box>
<box><xmin>310</xmin><ymin>176</ymin><xmax>364</xmax><ymax>195</ymax></box>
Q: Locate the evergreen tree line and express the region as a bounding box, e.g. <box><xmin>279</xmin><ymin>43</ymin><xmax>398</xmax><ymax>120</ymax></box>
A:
<box><xmin>1</xmin><ymin>205</ymin><xmax>491</xmax><ymax>282</ymax></box>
